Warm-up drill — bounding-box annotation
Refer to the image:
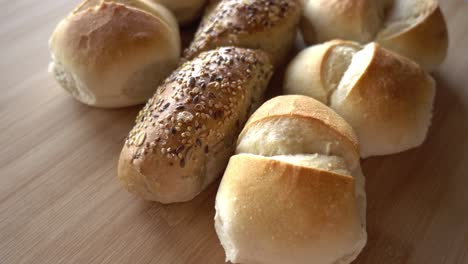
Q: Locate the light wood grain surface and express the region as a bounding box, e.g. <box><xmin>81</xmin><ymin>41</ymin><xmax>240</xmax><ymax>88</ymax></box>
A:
<box><xmin>1</xmin><ymin>1</ymin><xmax>468</xmax><ymax>264</ymax></box>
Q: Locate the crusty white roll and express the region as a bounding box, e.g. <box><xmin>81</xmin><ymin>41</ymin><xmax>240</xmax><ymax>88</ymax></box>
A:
<box><xmin>118</xmin><ymin>47</ymin><xmax>273</xmax><ymax>203</ymax></box>
<box><xmin>49</xmin><ymin>0</ymin><xmax>181</xmax><ymax>108</ymax></box>
<box><xmin>215</xmin><ymin>95</ymin><xmax>367</xmax><ymax>264</ymax></box>
<box><xmin>151</xmin><ymin>0</ymin><xmax>208</xmax><ymax>25</ymax></box>
<box><xmin>284</xmin><ymin>40</ymin><xmax>435</xmax><ymax>158</ymax></box>
<box><xmin>74</xmin><ymin>0</ymin><xmax>179</xmax><ymax>30</ymax></box>
<box><xmin>183</xmin><ymin>0</ymin><xmax>303</xmax><ymax>66</ymax></box>
<box><xmin>301</xmin><ymin>0</ymin><xmax>448</xmax><ymax>71</ymax></box>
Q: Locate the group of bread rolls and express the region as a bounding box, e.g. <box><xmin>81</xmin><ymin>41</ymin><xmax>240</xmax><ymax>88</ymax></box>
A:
<box><xmin>49</xmin><ymin>0</ymin><xmax>448</xmax><ymax>263</ymax></box>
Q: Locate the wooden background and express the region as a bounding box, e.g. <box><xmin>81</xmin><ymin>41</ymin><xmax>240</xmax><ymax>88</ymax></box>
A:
<box><xmin>1</xmin><ymin>1</ymin><xmax>467</xmax><ymax>263</ymax></box>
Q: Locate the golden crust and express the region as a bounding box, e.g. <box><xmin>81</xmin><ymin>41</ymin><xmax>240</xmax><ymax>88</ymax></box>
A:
<box><xmin>73</xmin><ymin>0</ymin><xmax>178</xmax><ymax>32</ymax></box>
<box><xmin>240</xmin><ymin>95</ymin><xmax>359</xmax><ymax>156</ymax></box>
<box><xmin>284</xmin><ymin>40</ymin><xmax>435</xmax><ymax>157</ymax></box>
<box><xmin>301</xmin><ymin>0</ymin><xmax>448</xmax><ymax>70</ymax></box>
<box><xmin>216</xmin><ymin>153</ymin><xmax>364</xmax><ymax>263</ymax></box>
<box><xmin>331</xmin><ymin>42</ymin><xmax>435</xmax><ymax>157</ymax></box>
<box><xmin>376</xmin><ymin>3</ymin><xmax>448</xmax><ymax>71</ymax></box>
<box><xmin>220</xmin><ymin>154</ymin><xmax>357</xmax><ymax>237</ymax></box>
<box><xmin>340</xmin><ymin>43</ymin><xmax>433</xmax><ymax>122</ymax></box>
<box><xmin>50</xmin><ymin>2</ymin><xmax>175</xmax><ymax>73</ymax></box>
<box><xmin>118</xmin><ymin>47</ymin><xmax>273</xmax><ymax>202</ymax></box>
<box><xmin>183</xmin><ymin>0</ymin><xmax>302</xmax><ymax>65</ymax></box>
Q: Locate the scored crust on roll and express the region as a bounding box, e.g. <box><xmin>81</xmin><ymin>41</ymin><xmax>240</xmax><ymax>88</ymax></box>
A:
<box><xmin>49</xmin><ymin>0</ymin><xmax>181</xmax><ymax>108</ymax></box>
<box><xmin>215</xmin><ymin>95</ymin><xmax>367</xmax><ymax>264</ymax></box>
<box><xmin>118</xmin><ymin>47</ymin><xmax>273</xmax><ymax>203</ymax></box>
<box><xmin>183</xmin><ymin>0</ymin><xmax>303</xmax><ymax>66</ymax></box>
<box><xmin>284</xmin><ymin>40</ymin><xmax>435</xmax><ymax>158</ymax></box>
<box><xmin>73</xmin><ymin>0</ymin><xmax>179</xmax><ymax>32</ymax></box>
<box><xmin>237</xmin><ymin>94</ymin><xmax>360</xmax><ymax>168</ymax></box>
<box><xmin>280</xmin><ymin>40</ymin><xmax>361</xmax><ymax>103</ymax></box>
<box><xmin>236</xmin><ymin>95</ymin><xmax>366</xmax><ymax>208</ymax></box>
<box><xmin>301</xmin><ymin>0</ymin><xmax>448</xmax><ymax>71</ymax></box>
<box><xmin>375</xmin><ymin>0</ymin><xmax>448</xmax><ymax>71</ymax></box>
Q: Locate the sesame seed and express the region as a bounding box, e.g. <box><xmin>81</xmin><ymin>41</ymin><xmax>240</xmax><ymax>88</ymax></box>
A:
<box><xmin>135</xmin><ymin>131</ymin><xmax>146</xmax><ymax>146</ymax></box>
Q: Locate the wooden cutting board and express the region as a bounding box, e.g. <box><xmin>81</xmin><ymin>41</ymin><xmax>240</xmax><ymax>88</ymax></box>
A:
<box><xmin>1</xmin><ymin>1</ymin><xmax>467</xmax><ymax>263</ymax></box>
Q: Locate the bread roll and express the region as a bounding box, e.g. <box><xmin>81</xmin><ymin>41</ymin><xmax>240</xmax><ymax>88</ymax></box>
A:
<box><xmin>183</xmin><ymin>0</ymin><xmax>303</xmax><ymax>66</ymax></box>
<box><xmin>215</xmin><ymin>95</ymin><xmax>367</xmax><ymax>264</ymax></box>
<box><xmin>151</xmin><ymin>0</ymin><xmax>208</xmax><ymax>25</ymax></box>
<box><xmin>49</xmin><ymin>0</ymin><xmax>181</xmax><ymax>108</ymax></box>
<box><xmin>301</xmin><ymin>0</ymin><xmax>448</xmax><ymax>71</ymax></box>
<box><xmin>74</xmin><ymin>0</ymin><xmax>178</xmax><ymax>30</ymax></box>
<box><xmin>118</xmin><ymin>47</ymin><xmax>273</xmax><ymax>203</ymax></box>
<box><xmin>284</xmin><ymin>40</ymin><xmax>435</xmax><ymax>158</ymax></box>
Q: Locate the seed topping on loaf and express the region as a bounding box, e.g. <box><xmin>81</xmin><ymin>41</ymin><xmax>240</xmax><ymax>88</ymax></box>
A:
<box><xmin>125</xmin><ymin>47</ymin><xmax>273</xmax><ymax>167</ymax></box>
<box><xmin>183</xmin><ymin>0</ymin><xmax>301</xmax><ymax>60</ymax></box>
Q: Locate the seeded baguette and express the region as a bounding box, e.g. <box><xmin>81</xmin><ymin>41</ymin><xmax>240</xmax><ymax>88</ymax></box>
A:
<box><xmin>183</xmin><ymin>0</ymin><xmax>302</xmax><ymax>66</ymax></box>
<box><xmin>118</xmin><ymin>47</ymin><xmax>273</xmax><ymax>203</ymax></box>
